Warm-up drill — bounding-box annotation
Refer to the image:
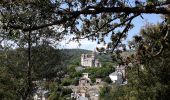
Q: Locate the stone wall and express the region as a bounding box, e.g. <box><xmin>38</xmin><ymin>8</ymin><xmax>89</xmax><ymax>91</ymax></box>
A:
<box><xmin>81</xmin><ymin>52</ymin><xmax>101</xmax><ymax>67</ymax></box>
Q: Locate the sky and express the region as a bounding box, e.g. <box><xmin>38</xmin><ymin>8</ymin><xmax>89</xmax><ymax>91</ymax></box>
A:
<box><xmin>59</xmin><ymin>14</ymin><xmax>163</xmax><ymax>51</ymax></box>
<box><xmin>57</xmin><ymin>0</ymin><xmax>164</xmax><ymax>50</ymax></box>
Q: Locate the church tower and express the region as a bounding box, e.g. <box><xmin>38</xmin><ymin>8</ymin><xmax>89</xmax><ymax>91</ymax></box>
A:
<box><xmin>81</xmin><ymin>54</ymin><xmax>85</xmax><ymax>66</ymax></box>
<box><xmin>91</xmin><ymin>50</ymin><xmax>96</xmax><ymax>59</ymax></box>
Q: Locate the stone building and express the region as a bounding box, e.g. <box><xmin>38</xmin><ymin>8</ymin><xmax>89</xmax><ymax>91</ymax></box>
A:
<box><xmin>71</xmin><ymin>73</ymin><xmax>90</xmax><ymax>100</ymax></box>
<box><xmin>79</xmin><ymin>73</ymin><xmax>91</xmax><ymax>86</ymax></box>
<box><xmin>81</xmin><ymin>51</ymin><xmax>101</xmax><ymax>68</ymax></box>
<box><xmin>95</xmin><ymin>78</ymin><xmax>102</xmax><ymax>84</ymax></box>
<box><xmin>109</xmin><ymin>65</ymin><xmax>127</xmax><ymax>85</ymax></box>
<box><xmin>71</xmin><ymin>73</ymin><xmax>101</xmax><ymax>100</ymax></box>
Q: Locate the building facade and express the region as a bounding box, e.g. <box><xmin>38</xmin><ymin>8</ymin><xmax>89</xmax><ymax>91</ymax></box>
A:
<box><xmin>81</xmin><ymin>51</ymin><xmax>101</xmax><ymax>68</ymax></box>
<box><xmin>109</xmin><ymin>65</ymin><xmax>127</xmax><ymax>85</ymax></box>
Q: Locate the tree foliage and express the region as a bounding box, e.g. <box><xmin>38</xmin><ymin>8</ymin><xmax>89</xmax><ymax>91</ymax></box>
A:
<box><xmin>0</xmin><ymin>45</ymin><xmax>64</xmax><ymax>99</ymax></box>
<box><xmin>0</xmin><ymin>0</ymin><xmax>169</xmax><ymax>99</ymax></box>
<box><xmin>107</xmin><ymin>17</ymin><xmax>170</xmax><ymax>100</ymax></box>
<box><xmin>126</xmin><ymin>21</ymin><xmax>170</xmax><ymax>100</ymax></box>
<box><xmin>0</xmin><ymin>0</ymin><xmax>169</xmax><ymax>52</ymax></box>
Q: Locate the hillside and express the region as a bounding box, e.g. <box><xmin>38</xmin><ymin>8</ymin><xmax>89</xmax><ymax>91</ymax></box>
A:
<box><xmin>60</xmin><ymin>49</ymin><xmax>91</xmax><ymax>66</ymax></box>
<box><xmin>60</xmin><ymin>49</ymin><xmax>91</xmax><ymax>60</ymax></box>
<box><xmin>60</xmin><ymin>49</ymin><xmax>114</xmax><ymax>66</ymax></box>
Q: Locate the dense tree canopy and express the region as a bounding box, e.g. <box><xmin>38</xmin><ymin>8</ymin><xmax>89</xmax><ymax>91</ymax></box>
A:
<box><xmin>126</xmin><ymin>21</ymin><xmax>170</xmax><ymax>100</ymax></box>
<box><xmin>0</xmin><ymin>45</ymin><xmax>65</xmax><ymax>99</ymax></box>
<box><xmin>101</xmin><ymin>17</ymin><xmax>170</xmax><ymax>100</ymax></box>
<box><xmin>0</xmin><ymin>0</ymin><xmax>169</xmax><ymax>51</ymax></box>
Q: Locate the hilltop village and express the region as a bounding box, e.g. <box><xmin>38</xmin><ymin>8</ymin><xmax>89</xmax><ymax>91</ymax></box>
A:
<box><xmin>33</xmin><ymin>51</ymin><xmax>127</xmax><ymax>100</ymax></box>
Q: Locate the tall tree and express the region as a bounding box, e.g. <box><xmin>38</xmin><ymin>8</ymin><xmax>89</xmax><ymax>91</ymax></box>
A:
<box><xmin>100</xmin><ymin>16</ymin><xmax>170</xmax><ymax>100</ymax></box>
<box><xmin>121</xmin><ymin>16</ymin><xmax>170</xmax><ymax>99</ymax></box>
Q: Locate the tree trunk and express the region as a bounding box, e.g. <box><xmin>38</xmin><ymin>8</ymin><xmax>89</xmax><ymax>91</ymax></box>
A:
<box><xmin>22</xmin><ymin>31</ymin><xmax>32</xmax><ymax>100</ymax></box>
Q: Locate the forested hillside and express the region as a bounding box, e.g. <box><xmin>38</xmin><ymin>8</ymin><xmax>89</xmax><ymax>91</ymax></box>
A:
<box><xmin>0</xmin><ymin>48</ymin><xmax>113</xmax><ymax>80</ymax></box>
<box><xmin>60</xmin><ymin>49</ymin><xmax>91</xmax><ymax>66</ymax></box>
<box><xmin>61</xmin><ymin>49</ymin><xmax>114</xmax><ymax>66</ymax></box>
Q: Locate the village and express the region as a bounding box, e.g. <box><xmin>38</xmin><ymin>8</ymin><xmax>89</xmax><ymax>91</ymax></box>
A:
<box><xmin>33</xmin><ymin>51</ymin><xmax>127</xmax><ymax>100</ymax></box>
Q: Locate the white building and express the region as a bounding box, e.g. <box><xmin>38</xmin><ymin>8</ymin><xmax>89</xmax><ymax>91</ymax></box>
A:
<box><xmin>109</xmin><ymin>65</ymin><xmax>127</xmax><ymax>85</ymax></box>
<box><xmin>81</xmin><ymin>51</ymin><xmax>101</xmax><ymax>68</ymax></box>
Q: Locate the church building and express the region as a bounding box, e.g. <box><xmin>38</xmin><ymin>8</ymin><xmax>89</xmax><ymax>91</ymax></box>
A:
<box><xmin>81</xmin><ymin>51</ymin><xmax>101</xmax><ymax>68</ymax></box>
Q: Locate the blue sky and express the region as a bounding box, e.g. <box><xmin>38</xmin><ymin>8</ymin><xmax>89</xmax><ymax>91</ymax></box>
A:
<box><xmin>59</xmin><ymin>14</ymin><xmax>163</xmax><ymax>50</ymax></box>
<box><xmin>57</xmin><ymin>0</ymin><xmax>164</xmax><ymax>50</ymax></box>
<box><xmin>127</xmin><ymin>14</ymin><xmax>163</xmax><ymax>41</ymax></box>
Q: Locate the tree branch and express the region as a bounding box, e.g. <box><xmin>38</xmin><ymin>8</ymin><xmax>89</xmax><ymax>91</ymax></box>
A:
<box><xmin>80</xmin><ymin>14</ymin><xmax>138</xmax><ymax>39</ymax></box>
<box><xmin>153</xmin><ymin>25</ymin><xmax>169</xmax><ymax>57</ymax></box>
<box><xmin>8</xmin><ymin>5</ymin><xmax>170</xmax><ymax>32</ymax></box>
<box><xmin>111</xmin><ymin>17</ymin><xmax>134</xmax><ymax>53</ymax></box>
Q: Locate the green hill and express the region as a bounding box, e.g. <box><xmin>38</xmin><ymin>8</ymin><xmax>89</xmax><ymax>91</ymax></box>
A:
<box><xmin>60</xmin><ymin>49</ymin><xmax>91</xmax><ymax>66</ymax></box>
<box><xmin>60</xmin><ymin>49</ymin><xmax>114</xmax><ymax>66</ymax></box>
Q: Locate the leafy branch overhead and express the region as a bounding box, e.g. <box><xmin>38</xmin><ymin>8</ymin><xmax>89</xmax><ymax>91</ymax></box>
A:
<box><xmin>0</xmin><ymin>0</ymin><xmax>169</xmax><ymax>51</ymax></box>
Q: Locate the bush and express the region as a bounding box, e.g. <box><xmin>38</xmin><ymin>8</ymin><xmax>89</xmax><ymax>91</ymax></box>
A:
<box><xmin>61</xmin><ymin>78</ymin><xmax>72</xmax><ymax>86</ymax></box>
<box><xmin>104</xmin><ymin>76</ymin><xmax>112</xmax><ymax>84</ymax></box>
<box><xmin>72</xmin><ymin>78</ymin><xmax>79</xmax><ymax>85</ymax></box>
<box><xmin>48</xmin><ymin>91</ymin><xmax>59</xmax><ymax>100</ymax></box>
<box><xmin>62</xmin><ymin>88</ymin><xmax>72</xmax><ymax>96</ymax></box>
